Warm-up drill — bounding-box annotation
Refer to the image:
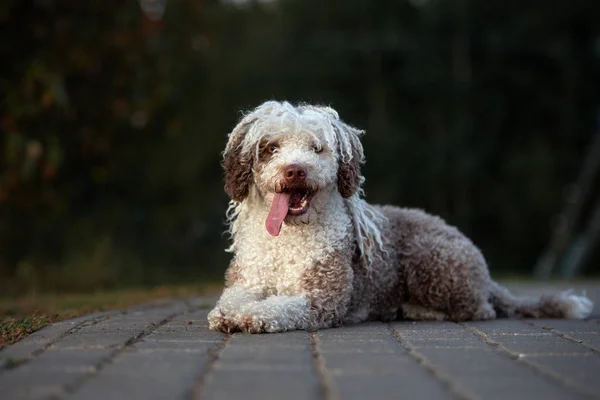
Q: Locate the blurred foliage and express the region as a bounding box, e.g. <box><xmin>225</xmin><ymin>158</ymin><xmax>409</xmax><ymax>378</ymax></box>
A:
<box><xmin>0</xmin><ymin>0</ymin><xmax>599</xmax><ymax>295</ymax></box>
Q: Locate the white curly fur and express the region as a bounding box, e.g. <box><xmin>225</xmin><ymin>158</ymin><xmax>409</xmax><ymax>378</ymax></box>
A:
<box><xmin>208</xmin><ymin>100</ymin><xmax>595</xmax><ymax>334</ymax></box>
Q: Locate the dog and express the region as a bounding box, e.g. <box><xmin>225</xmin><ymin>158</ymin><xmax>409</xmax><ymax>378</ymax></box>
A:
<box><xmin>207</xmin><ymin>100</ymin><xmax>594</xmax><ymax>333</ymax></box>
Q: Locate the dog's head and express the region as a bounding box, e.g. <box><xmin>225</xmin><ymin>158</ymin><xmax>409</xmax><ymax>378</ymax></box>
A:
<box><xmin>222</xmin><ymin>101</ymin><xmax>366</xmax><ymax>236</ymax></box>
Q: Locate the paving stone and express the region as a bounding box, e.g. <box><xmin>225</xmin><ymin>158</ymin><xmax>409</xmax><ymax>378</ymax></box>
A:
<box><xmin>201</xmin><ymin>331</ymin><xmax>317</xmax><ymax>399</ymax></box>
<box><xmin>326</xmin><ymin>322</ymin><xmax>394</xmax><ymax>335</ymax></box>
<box><xmin>319</xmin><ymin>322</ymin><xmax>393</xmax><ymax>337</ymax></box>
<box><xmin>26</xmin><ymin>348</ymin><xmax>115</xmax><ymax>370</ymax></box>
<box><xmin>144</xmin><ymin>329</ymin><xmax>222</xmax><ymax>342</ymax></box>
<box><xmin>332</xmin><ymin>373</ymin><xmax>457</xmax><ymax>400</ymax></box>
<box><xmin>168</xmin><ymin>309</ymin><xmax>211</xmax><ymax>322</ymax></box>
<box><xmin>456</xmin><ymin>375</ymin><xmax>588</xmax><ymax>400</ymax></box>
<box><xmin>201</xmin><ymin>370</ymin><xmax>320</xmax><ymax>400</ymax></box>
<box><xmin>69</xmin><ymin>351</ymin><xmax>211</xmax><ymax>400</ymax></box>
<box><xmin>1</xmin><ymin>285</ymin><xmax>599</xmax><ymax>400</ymax></box>
<box><xmin>229</xmin><ymin>330</ymin><xmax>309</xmax><ymax>345</ymax></box>
<box><xmin>154</xmin><ymin>322</ymin><xmax>211</xmax><ymax>332</ymax></box>
<box><xmin>217</xmin><ymin>347</ymin><xmax>313</xmax><ymax>368</ymax></box>
<box><xmin>314</xmin><ymin>330</ymin><xmax>392</xmax><ymax>343</ymax></box>
<box><xmin>524</xmin><ymin>354</ymin><xmax>600</xmax><ymax>395</ymax></box>
<box><xmin>394</xmin><ymin>327</ymin><xmax>479</xmax><ymax>339</ymax></box>
<box><xmin>0</xmin><ymin>343</ymin><xmax>47</xmax><ymax>365</ymax></box>
<box><xmin>557</xmin><ymin>332</ymin><xmax>600</xmax><ymax>341</ymax></box>
<box><xmin>133</xmin><ymin>339</ymin><xmax>220</xmax><ymax>351</ymax></box>
<box><xmin>51</xmin><ymin>310</ymin><xmax>182</xmax><ymax>350</ymax></box>
<box><xmin>391</xmin><ymin>321</ymin><xmax>469</xmax><ymax>337</ymax></box>
<box><xmin>0</xmin><ymin>367</ymin><xmax>86</xmax><ymax>399</ymax></box>
<box><xmin>407</xmin><ymin>337</ymin><xmax>488</xmax><ymax>349</ymax></box>
<box><xmin>321</xmin><ymin>327</ymin><xmax>456</xmax><ymax>399</ymax></box>
<box><xmin>318</xmin><ymin>323</ymin><xmax>409</xmax><ymax>356</ymax></box>
<box><xmin>415</xmin><ymin>347</ymin><xmax>507</xmax><ymax>375</ymax></box>
<box><xmin>50</xmin><ymin>331</ymin><xmax>138</xmax><ymax>349</ymax></box>
<box><xmin>464</xmin><ymin>319</ymin><xmax>544</xmax><ymax>335</ymax></box>
<box><xmin>490</xmin><ymin>335</ymin><xmax>593</xmax><ymax>354</ymax></box>
<box><xmin>214</xmin><ymin>332</ymin><xmax>313</xmax><ymax>370</ymax></box>
<box><xmin>529</xmin><ymin>319</ymin><xmax>600</xmax><ymax>332</ymax></box>
<box><xmin>318</xmin><ymin>336</ymin><xmax>404</xmax><ymax>354</ymax></box>
<box><xmin>414</xmin><ymin>347</ymin><xmax>588</xmax><ymax>399</ymax></box>
<box><xmin>323</xmin><ymin>352</ymin><xmax>415</xmax><ymax>374</ymax></box>
<box><xmin>392</xmin><ymin>323</ymin><xmax>489</xmax><ymax>350</ymax></box>
<box><xmin>558</xmin><ymin>333</ymin><xmax>600</xmax><ymax>352</ymax></box>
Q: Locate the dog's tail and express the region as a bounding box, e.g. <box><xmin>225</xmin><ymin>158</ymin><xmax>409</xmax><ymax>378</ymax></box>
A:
<box><xmin>489</xmin><ymin>281</ymin><xmax>594</xmax><ymax>319</ymax></box>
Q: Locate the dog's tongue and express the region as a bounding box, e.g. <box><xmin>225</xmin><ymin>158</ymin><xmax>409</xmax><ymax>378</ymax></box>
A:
<box><xmin>266</xmin><ymin>192</ymin><xmax>291</xmax><ymax>236</ymax></box>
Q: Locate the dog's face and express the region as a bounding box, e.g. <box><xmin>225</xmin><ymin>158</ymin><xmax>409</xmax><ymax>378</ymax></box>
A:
<box><xmin>253</xmin><ymin>131</ymin><xmax>337</xmax><ymax>230</ymax></box>
<box><xmin>222</xmin><ymin>102</ymin><xmax>365</xmax><ymax>236</ymax></box>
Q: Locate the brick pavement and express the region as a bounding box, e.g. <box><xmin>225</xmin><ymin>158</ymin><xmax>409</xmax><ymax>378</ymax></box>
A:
<box><xmin>1</xmin><ymin>283</ymin><xmax>599</xmax><ymax>400</ymax></box>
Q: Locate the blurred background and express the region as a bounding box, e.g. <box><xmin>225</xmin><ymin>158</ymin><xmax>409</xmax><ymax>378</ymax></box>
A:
<box><xmin>1</xmin><ymin>0</ymin><xmax>599</xmax><ymax>297</ymax></box>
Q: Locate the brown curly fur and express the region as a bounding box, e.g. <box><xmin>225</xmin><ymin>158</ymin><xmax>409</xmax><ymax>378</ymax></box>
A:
<box><xmin>300</xmin><ymin>249</ymin><xmax>353</xmax><ymax>329</ymax></box>
<box><xmin>337</xmin><ymin>148</ymin><xmax>362</xmax><ymax>198</ymax></box>
<box><xmin>223</xmin><ymin>131</ymin><xmax>253</xmax><ymax>202</ymax></box>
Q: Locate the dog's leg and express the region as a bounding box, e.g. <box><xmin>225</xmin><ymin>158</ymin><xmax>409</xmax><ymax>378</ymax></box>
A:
<box><xmin>401</xmin><ymin>303</ymin><xmax>448</xmax><ymax>321</ymax></box>
<box><xmin>208</xmin><ymin>286</ymin><xmax>263</xmax><ymax>333</ymax></box>
<box><xmin>404</xmin><ymin>233</ymin><xmax>500</xmax><ymax>322</ymax></box>
<box><xmin>236</xmin><ymin>295</ymin><xmax>313</xmax><ymax>333</ymax></box>
<box><xmin>209</xmin><ymin>249</ymin><xmax>354</xmax><ymax>333</ymax></box>
<box><xmin>235</xmin><ymin>254</ymin><xmax>354</xmax><ymax>333</ymax></box>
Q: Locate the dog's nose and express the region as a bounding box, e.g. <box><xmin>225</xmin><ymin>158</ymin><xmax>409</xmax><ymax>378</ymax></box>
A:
<box><xmin>284</xmin><ymin>164</ymin><xmax>307</xmax><ymax>182</ymax></box>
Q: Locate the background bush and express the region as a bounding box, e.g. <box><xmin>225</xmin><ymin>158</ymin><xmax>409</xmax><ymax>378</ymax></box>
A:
<box><xmin>1</xmin><ymin>0</ymin><xmax>599</xmax><ymax>295</ymax></box>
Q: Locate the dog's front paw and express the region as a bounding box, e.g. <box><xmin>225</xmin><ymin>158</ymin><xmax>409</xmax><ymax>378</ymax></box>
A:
<box><xmin>208</xmin><ymin>307</ymin><xmax>241</xmax><ymax>333</ymax></box>
<box><xmin>239</xmin><ymin>315</ymin><xmax>269</xmax><ymax>334</ymax></box>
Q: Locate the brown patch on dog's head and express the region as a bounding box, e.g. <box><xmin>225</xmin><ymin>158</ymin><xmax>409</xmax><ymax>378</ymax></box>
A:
<box><xmin>223</xmin><ymin>121</ymin><xmax>255</xmax><ymax>202</ymax></box>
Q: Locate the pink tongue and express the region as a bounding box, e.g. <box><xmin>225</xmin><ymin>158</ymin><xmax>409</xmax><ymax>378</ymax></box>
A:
<box><xmin>266</xmin><ymin>193</ymin><xmax>291</xmax><ymax>236</ymax></box>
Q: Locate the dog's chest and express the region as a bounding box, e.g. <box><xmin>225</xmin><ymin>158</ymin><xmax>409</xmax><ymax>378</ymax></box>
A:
<box><xmin>234</xmin><ymin>230</ymin><xmax>327</xmax><ymax>294</ymax></box>
<box><xmin>234</xmin><ymin>216</ymin><xmax>352</xmax><ymax>295</ymax></box>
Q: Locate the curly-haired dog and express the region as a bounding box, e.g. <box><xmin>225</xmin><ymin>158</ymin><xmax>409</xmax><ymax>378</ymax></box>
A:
<box><xmin>207</xmin><ymin>101</ymin><xmax>594</xmax><ymax>333</ymax></box>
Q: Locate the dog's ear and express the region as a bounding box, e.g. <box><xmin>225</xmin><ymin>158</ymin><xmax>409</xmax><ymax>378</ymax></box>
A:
<box><xmin>337</xmin><ymin>146</ymin><xmax>362</xmax><ymax>198</ymax></box>
<box><xmin>222</xmin><ymin>119</ymin><xmax>256</xmax><ymax>202</ymax></box>
<box><xmin>330</xmin><ymin>117</ymin><xmax>365</xmax><ymax>199</ymax></box>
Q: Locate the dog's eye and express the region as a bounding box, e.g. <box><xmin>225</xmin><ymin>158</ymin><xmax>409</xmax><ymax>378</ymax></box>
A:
<box><xmin>267</xmin><ymin>144</ymin><xmax>279</xmax><ymax>154</ymax></box>
<box><xmin>313</xmin><ymin>144</ymin><xmax>323</xmax><ymax>154</ymax></box>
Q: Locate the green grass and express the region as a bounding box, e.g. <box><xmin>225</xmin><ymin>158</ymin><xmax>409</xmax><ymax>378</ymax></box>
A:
<box><xmin>0</xmin><ymin>316</ymin><xmax>52</xmax><ymax>349</ymax></box>
<box><xmin>0</xmin><ymin>284</ymin><xmax>221</xmax><ymax>349</ymax></box>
